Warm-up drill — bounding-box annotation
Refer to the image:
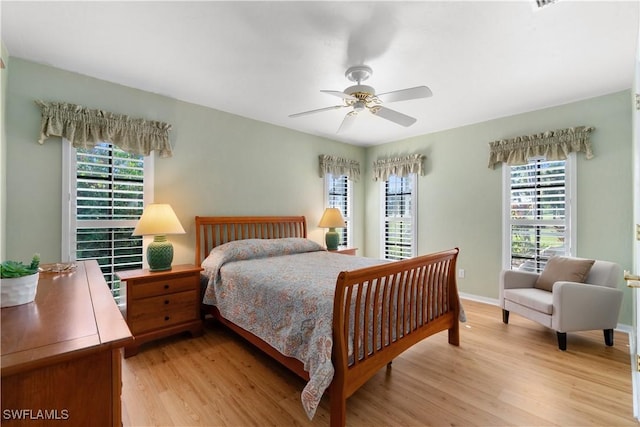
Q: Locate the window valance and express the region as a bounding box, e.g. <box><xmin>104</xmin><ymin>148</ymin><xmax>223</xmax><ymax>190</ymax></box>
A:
<box><xmin>318</xmin><ymin>155</ymin><xmax>360</xmax><ymax>181</ymax></box>
<box><xmin>372</xmin><ymin>153</ymin><xmax>425</xmax><ymax>181</ymax></box>
<box><xmin>36</xmin><ymin>100</ymin><xmax>173</xmax><ymax>157</ymax></box>
<box><xmin>487</xmin><ymin>126</ymin><xmax>594</xmax><ymax>169</ymax></box>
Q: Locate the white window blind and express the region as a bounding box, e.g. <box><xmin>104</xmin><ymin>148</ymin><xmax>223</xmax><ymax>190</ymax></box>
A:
<box><xmin>382</xmin><ymin>174</ymin><xmax>416</xmax><ymax>260</ymax></box>
<box><xmin>64</xmin><ymin>141</ymin><xmax>151</xmax><ymax>305</ymax></box>
<box><xmin>508</xmin><ymin>158</ymin><xmax>571</xmax><ymax>272</ymax></box>
<box><xmin>325</xmin><ymin>174</ymin><xmax>352</xmax><ymax>247</ymax></box>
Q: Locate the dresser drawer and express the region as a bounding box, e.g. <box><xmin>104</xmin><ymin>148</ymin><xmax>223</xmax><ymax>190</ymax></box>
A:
<box><xmin>129</xmin><ymin>290</ymin><xmax>198</xmax><ymax>334</ymax></box>
<box><xmin>129</xmin><ymin>274</ymin><xmax>197</xmax><ymax>299</ymax></box>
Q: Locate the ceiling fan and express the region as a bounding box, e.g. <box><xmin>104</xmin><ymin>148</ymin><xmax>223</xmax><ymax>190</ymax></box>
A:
<box><xmin>289</xmin><ymin>65</ymin><xmax>432</xmax><ymax>133</ymax></box>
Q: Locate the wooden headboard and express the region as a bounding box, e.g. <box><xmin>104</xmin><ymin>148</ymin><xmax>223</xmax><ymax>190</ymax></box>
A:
<box><xmin>194</xmin><ymin>216</ymin><xmax>307</xmax><ymax>266</ymax></box>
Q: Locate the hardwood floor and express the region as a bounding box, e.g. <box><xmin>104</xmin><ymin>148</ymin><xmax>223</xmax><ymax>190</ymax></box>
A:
<box><xmin>121</xmin><ymin>300</ymin><xmax>636</xmax><ymax>426</ymax></box>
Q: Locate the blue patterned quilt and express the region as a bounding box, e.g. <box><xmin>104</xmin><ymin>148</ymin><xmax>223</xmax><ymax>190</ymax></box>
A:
<box><xmin>201</xmin><ymin>238</ymin><xmax>386</xmax><ymax>419</ymax></box>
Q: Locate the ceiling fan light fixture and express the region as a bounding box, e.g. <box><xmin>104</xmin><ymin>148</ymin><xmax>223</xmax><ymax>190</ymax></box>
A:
<box><xmin>353</xmin><ymin>100</ymin><xmax>366</xmax><ymax>112</ymax></box>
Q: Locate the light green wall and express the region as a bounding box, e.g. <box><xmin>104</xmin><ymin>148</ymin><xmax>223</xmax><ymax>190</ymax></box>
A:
<box><xmin>4</xmin><ymin>58</ymin><xmax>635</xmax><ymax>325</ymax></box>
<box><xmin>364</xmin><ymin>90</ymin><xmax>634</xmax><ymax>324</ymax></box>
<box><xmin>4</xmin><ymin>58</ymin><xmax>365</xmax><ymax>266</ymax></box>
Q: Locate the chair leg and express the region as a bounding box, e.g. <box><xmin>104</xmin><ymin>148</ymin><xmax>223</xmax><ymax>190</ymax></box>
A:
<box><xmin>556</xmin><ymin>332</ymin><xmax>567</xmax><ymax>351</ymax></box>
<box><xmin>604</xmin><ymin>329</ymin><xmax>614</xmax><ymax>346</ymax></box>
<box><xmin>502</xmin><ymin>309</ymin><xmax>509</xmax><ymax>324</ymax></box>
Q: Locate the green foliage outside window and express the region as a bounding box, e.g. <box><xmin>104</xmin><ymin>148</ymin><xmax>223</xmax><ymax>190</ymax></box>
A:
<box><xmin>510</xmin><ymin>160</ymin><xmax>567</xmax><ymax>271</ymax></box>
<box><xmin>75</xmin><ymin>143</ymin><xmax>145</xmax><ymax>300</ymax></box>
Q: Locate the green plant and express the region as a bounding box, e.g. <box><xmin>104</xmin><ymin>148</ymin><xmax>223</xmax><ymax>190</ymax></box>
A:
<box><xmin>1</xmin><ymin>254</ymin><xmax>40</xmax><ymax>278</ymax></box>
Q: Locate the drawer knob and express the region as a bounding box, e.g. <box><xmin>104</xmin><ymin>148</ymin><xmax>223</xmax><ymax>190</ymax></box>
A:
<box><xmin>164</xmin><ymin>284</ymin><xmax>170</xmax><ymax>290</ymax></box>
<box><xmin>164</xmin><ymin>316</ymin><xmax>170</xmax><ymax>321</ymax></box>
<box><xmin>164</xmin><ymin>300</ymin><xmax>170</xmax><ymax>305</ymax></box>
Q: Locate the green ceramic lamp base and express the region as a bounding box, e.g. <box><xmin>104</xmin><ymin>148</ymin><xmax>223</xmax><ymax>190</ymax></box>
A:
<box><xmin>147</xmin><ymin>235</ymin><xmax>174</xmax><ymax>271</ymax></box>
<box><xmin>325</xmin><ymin>228</ymin><xmax>340</xmax><ymax>251</ymax></box>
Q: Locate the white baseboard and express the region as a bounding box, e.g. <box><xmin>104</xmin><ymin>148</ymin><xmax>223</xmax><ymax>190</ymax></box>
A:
<box><xmin>459</xmin><ymin>292</ymin><xmax>499</xmax><ymax>306</ymax></box>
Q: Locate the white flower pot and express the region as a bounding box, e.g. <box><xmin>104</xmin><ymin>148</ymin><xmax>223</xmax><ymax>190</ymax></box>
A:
<box><xmin>1</xmin><ymin>272</ymin><xmax>39</xmax><ymax>308</ymax></box>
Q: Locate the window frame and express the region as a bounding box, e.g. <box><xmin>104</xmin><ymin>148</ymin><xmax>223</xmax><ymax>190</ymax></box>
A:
<box><xmin>380</xmin><ymin>173</ymin><xmax>417</xmax><ymax>260</ymax></box>
<box><xmin>323</xmin><ymin>173</ymin><xmax>353</xmax><ymax>248</ymax></box>
<box><xmin>62</xmin><ymin>140</ymin><xmax>153</xmax><ymax>299</ymax></box>
<box><xmin>502</xmin><ymin>154</ymin><xmax>576</xmax><ymax>271</ymax></box>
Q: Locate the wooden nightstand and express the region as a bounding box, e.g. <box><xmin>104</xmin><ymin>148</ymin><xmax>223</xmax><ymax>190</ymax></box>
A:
<box><xmin>329</xmin><ymin>247</ymin><xmax>358</xmax><ymax>256</ymax></box>
<box><xmin>117</xmin><ymin>264</ymin><xmax>204</xmax><ymax>357</ymax></box>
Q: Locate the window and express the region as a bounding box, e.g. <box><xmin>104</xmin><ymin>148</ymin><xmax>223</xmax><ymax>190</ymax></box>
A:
<box><xmin>381</xmin><ymin>174</ymin><xmax>417</xmax><ymax>260</ymax></box>
<box><xmin>325</xmin><ymin>173</ymin><xmax>352</xmax><ymax>247</ymax></box>
<box><xmin>505</xmin><ymin>157</ymin><xmax>574</xmax><ymax>272</ymax></box>
<box><xmin>63</xmin><ymin>141</ymin><xmax>153</xmax><ymax>305</ymax></box>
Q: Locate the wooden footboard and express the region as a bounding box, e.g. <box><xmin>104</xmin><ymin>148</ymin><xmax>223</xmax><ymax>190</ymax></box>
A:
<box><xmin>329</xmin><ymin>248</ymin><xmax>460</xmax><ymax>427</ymax></box>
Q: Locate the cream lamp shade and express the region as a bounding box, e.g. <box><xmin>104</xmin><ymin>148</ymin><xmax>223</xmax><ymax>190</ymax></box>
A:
<box><xmin>318</xmin><ymin>208</ymin><xmax>346</xmax><ymax>250</ymax></box>
<box><xmin>133</xmin><ymin>204</ymin><xmax>185</xmax><ymax>271</ymax></box>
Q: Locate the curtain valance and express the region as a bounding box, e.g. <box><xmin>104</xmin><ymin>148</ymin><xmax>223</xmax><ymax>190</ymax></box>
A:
<box><xmin>372</xmin><ymin>153</ymin><xmax>425</xmax><ymax>181</ymax></box>
<box><xmin>318</xmin><ymin>155</ymin><xmax>360</xmax><ymax>181</ymax></box>
<box><xmin>487</xmin><ymin>126</ymin><xmax>594</xmax><ymax>169</ymax></box>
<box><xmin>36</xmin><ymin>100</ymin><xmax>173</xmax><ymax>157</ymax></box>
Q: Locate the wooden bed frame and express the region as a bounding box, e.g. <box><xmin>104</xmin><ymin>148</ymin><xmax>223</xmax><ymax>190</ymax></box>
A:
<box><xmin>195</xmin><ymin>215</ymin><xmax>460</xmax><ymax>427</ymax></box>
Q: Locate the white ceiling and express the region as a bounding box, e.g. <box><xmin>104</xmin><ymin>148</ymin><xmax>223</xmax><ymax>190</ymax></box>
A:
<box><xmin>2</xmin><ymin>1</ymin><xmax>638</xmax><ymax>146</ymax></box>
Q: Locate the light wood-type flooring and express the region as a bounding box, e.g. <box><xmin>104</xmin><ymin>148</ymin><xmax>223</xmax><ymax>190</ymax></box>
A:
<box><xmin>121</xmin><ymin>299</ymin><xmax>636</xmax><ymax>426</ymax></box>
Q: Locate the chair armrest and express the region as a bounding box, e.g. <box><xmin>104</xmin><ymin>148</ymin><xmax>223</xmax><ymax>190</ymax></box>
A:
<box><xmin>500</xmin><ymin>269</ymin><xmax>539</xmax><ymax>290</ymax></box>
<box><xmin>499</xmin><ymin>269</ymin><xmax>540</xmax><ymax>307</ymax></box>
<box><xmin>552</xmin><ymin>281</ymin><xmax>623</xmax><ymax>332</ymax></box>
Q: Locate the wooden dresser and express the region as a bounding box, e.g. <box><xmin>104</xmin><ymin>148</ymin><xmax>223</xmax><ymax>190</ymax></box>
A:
<box><xmin>117</xmin><ymin>264</ymin><xmax>203</xmax><ymax>358</ymax></box>
<box><xmin>1</xmin><ymin>260</ymin><xmax>133</xmax><ymax>427</ymax></box>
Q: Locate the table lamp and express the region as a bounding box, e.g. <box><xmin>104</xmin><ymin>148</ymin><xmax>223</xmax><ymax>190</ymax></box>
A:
<box><xmin>318</xmin><ymin>207</ymin><xmax>346</xmax><ymax>250</ymax></box>
<box><xmin>133</xmin><ymin>204</ymin><xmax>186</xmax><ymax>271</ymax></box>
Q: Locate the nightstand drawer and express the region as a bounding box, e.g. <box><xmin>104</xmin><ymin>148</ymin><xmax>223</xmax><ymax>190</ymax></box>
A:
<box><xmin>129</xmin><ymin>290</ymin><xmax>197</xmax><ymax>334</ymax></box>
<box><xmin>129</xmin><ymin>274</ymin><xmax>197</xmax><ymax>299</ymax></box>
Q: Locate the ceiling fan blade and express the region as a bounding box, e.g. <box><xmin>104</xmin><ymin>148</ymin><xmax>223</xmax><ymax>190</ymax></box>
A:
<box><xmin>376</xmin><ymin>86</ymin><xmax>433</xmax><ymax>104</ymax></box>
<box><xmin>289</xmin><ymin>105</ymin><xmax>347</xmax><ymax>118</ymax></box>
<box><xmin>371</xmin><ymin>106</ymin><xmax>417</xmax><ymax>127</ymax></box>
<box><xmin>320</xmin><ymin>90</ymin><xmax>357</xmax><ymax>100</ymax></box>
<box><xmin>337</xmin><ymin>111</ymin><xmax>357</xmax><ymax>133</ymax></box>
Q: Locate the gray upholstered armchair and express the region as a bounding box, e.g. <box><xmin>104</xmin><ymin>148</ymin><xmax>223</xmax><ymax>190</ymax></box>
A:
<box><xmin>499</xmin><ymin>257</ymin><xmax>623</xmax><ymax>350</ymax></box>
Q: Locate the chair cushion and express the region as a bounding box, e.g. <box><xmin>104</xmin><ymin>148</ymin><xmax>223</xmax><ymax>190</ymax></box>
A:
<box><xmin>503</xmin><ymin>288</ymin><xmax>553</xmax><ymax>315</ymax></box>
<box><xmin>534</xmin><ymin>256</ymin><xmax>595</xmax><ymax>292</ymax></box>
